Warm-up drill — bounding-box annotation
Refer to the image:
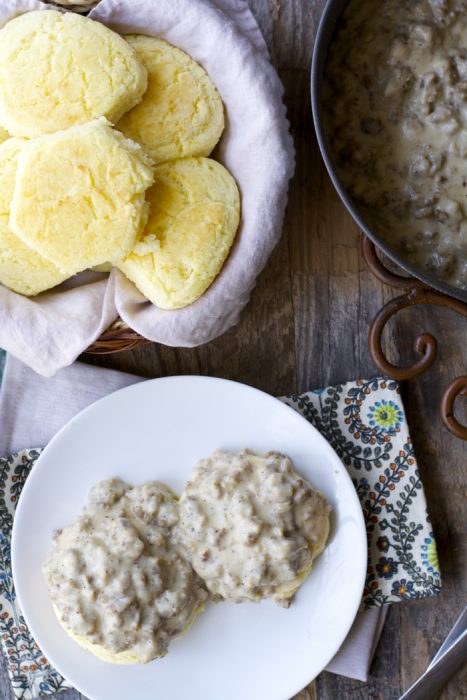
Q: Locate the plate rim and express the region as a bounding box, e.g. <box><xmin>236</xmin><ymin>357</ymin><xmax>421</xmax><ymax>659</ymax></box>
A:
<box><xmin>12</xmin><ymin>375</ymin><xmax>367</xmax><ymax>700</ymax></box>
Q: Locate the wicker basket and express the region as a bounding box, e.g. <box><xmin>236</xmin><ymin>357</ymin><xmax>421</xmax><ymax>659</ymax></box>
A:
<box><xmin>85</xmin><ymin>320</ymin><xmax>149</xmax><ymax>354</ymax></box>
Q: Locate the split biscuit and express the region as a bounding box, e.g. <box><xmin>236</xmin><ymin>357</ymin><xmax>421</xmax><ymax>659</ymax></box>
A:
<box><xmin>0</xmin><ymin>138</ymin><xmax>68</xmax><ymax>296</ymax></box>
<box><xmin>177</xmin><ymin>450</ymin><xmax>331</xmax><ymax>605</ymax></box>
<box><xmin>119</xmin><ymin>157</ymin><xmax>240</xmax><ymax>310</ymax></box>
<box><xmin>44</xmin><ymin>480</ymin><xmax>207</xmax><ymax>664</ymax></box>
<box><xmin>0</xmin><ymin>11</ymin><xmax>148</xmax><ymax>137</ymax></box>
<box><xmin>10</xmin><ymin>119</ymin><xmax>154</xmax><ymax>276</ymax></box>
<box><xmin>117</xmin><ymin>36</ymin><xmax>224</xmax><ymax>163</ymax></box>
<box><xmin>53</xmin><ymin>604</ymin><xmax>143</xmax><ymax>665</ymax></box>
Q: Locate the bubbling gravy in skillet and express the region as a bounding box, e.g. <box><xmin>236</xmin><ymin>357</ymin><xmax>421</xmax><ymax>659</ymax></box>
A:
<box><xmin>323</xmin><ymin>0</ymin><xmax>467</xmax><ymax>289</ymax></box>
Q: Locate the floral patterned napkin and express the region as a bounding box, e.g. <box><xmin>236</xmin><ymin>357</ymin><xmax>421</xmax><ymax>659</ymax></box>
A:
<box><xmin>0</xmin><ymin>356</ymin><xmax>441</xmax><ymax>698</ymax></box>
<box><xmin>283</xmin><ymin>379</ymin><xmax>441</xmax><ymax>605</ymax></box>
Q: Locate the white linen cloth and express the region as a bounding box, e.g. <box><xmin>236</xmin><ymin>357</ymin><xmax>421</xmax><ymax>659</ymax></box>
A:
<box><xmin>0</xmin><ymin>354</ymin><xmax>387</xmax><ymax>683</ymax></box>
<box><xmin>0</xmin><ymin>0</ymin><xmax>295</xmax><ymax>377</ymax></box>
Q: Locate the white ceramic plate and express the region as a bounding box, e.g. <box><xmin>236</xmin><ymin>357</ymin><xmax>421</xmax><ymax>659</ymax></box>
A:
<box><xmin>12</xmin><ymin>376</ymin><xmax>366</xmax><ymax>700</ymax></box>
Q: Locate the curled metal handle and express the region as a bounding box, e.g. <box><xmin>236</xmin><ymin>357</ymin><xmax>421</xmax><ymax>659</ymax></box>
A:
<box><xmin>369</xmin><ymin>292</ymin><xmax>438</xmax><ymax>380</ymax></box>
<box><xmin>441</xmin><ymin>377</ymin><xmax>467</xmax><ymax>441</ymax></box>
<box><xmin>362</xmin><ymin>236</ymin><xmax>467</xmax><ymax>440</ymax></box>
<box><xmin>361</xmin><ymin>236</ymin><xmax>428</xmax><ymax>290</ymax></box>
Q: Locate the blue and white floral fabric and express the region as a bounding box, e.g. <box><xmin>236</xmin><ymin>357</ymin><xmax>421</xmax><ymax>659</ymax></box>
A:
<box><xmin>0</xmin><ymin>364</ymin><xmax>440</xmax><ymax>697</ymax></box>
<box><xmin>283</xmin><ymin>378</ymin><xmax>441</xmax><ymax>606</ymax></box>
<box><xmin>0</xmin><ymin>451</ymin><xmax>72</xmax><ymax>698</ymax></box>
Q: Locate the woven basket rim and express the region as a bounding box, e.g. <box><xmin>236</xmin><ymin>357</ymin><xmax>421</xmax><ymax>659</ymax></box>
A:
<box><xmin>86</xmin><ymin>324</ymin><xmax>150</xmax><ymax>354</ymax></box>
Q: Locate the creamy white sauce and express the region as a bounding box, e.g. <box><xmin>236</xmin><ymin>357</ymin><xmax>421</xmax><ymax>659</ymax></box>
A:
<box><xmin>43</xmin><ymin>479</ymin><xmax>206</xmax><ymax>663</ymax></box>
<box><xmin>323</xmin><ymin>0</ymin><xmax>467</xmax><ymax>289</ymax></box>
<box><xmin>176</xmin><ymin>450</ymin><xmax>330</xmax><ymax>605</ymax></box>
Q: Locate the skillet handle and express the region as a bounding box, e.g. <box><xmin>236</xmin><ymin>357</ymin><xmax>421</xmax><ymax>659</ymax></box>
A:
<box><xmin>440</xmin><ymin>378</ymin><xmax>467</xmax><ymax>441</ymax></box>
<box><xmin>361</xmin><ymin>236</ymin><xmax>467</xmax><ymax>441</ymax></box>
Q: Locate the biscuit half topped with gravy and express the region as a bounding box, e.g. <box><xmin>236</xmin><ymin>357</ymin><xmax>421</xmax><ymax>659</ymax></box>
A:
<box><xmin>177</xmin><ymin>450</ymin><xmax>331</xmax><ymax>605</ymax></box>
<box><xmin>0</xmin><ymin>11</ymin><xmax>147</xmax><ymax>137</ymax></box>
<box><xmin>43</xmin><ymin>478</ymin><xmax>207</xmax><ymax>664</ymax></box>
<box><xmin>117</xmin><ymin>36</ymin><xmax>224</xmax><ymax>164</ymax></box>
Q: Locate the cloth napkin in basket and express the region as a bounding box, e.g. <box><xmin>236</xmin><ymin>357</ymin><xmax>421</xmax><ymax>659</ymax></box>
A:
<box><xmin>0</xmin><ymin>353</ymin><xmax>441</xmax><ymax>698</ymax></box>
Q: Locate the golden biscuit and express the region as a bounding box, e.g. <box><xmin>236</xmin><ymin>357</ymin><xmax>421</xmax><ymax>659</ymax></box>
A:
<box><xmin>119</xmin><ymin>157</ymin><xmax>240</xmax><ymax>309</ymax></box>
<box><xmin>53</xmin><ymin>597</ymin><xmax>205</xmax><ymax>665</ymax></box>
<box><xmin>10</xmin><ymin>120</ymin><xmax>154</xmax><ymax>276</ymax></box>
<box><xmin>117</xmin><ymin>36</ymin><xmax>224</xmax><ymax>163</ymax></box>
<box><xmin>91</xmin><ymin>263</ymin><xmax>113</xmax><ymax>273</ymax></box>
<box><xmin>0</xmin><ymin>126</ymin><xmax>10</xmax><ymax>145</ymax></box>
<box><xmin>0</xmin><ymin>11</ymin><xmax>148</xmax><ymax>137</ymax></box>
<box><xmin>0</xmin><ymin>138</ymin><xmax>68</xmax><ymax>296</ymax></box>
<box><xmin>53</xmin><ymin>605</ymin><xmax>140</xmax><ymax>665</ymax></box>
<box><xmin>52</xmin><ymin>602</ymin><xmax>205</xmax><ymax>666</ymax></box>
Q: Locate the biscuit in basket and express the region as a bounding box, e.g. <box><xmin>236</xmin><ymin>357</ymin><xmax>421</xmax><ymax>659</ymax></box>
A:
<box><xmin>0</xmin><ymin>11</ymin><xmax>148</xmax><ymax>138</ymax></box>
<box><xmin>119</xmin><ymin>157</ymin><xmax>240</xmax><ymax>310</ymax></box>
<box><xmin>0</xmin><ymin>126</ymin><xmax>9</xmax><ymax>145</ymax></box>
<box><xmin>10</xmin><ymin>119</ymin><xmax>154</xmax><ymax>276</ymax></box>
<box><xmin>117</xmin><ymin>36</ymin><xmax>224</xmax><ymax>163</ymax></box>
<box><xmin>0</xmin><ymin>138</ymin><xmax>68</xmax><ymax>296</ymax></box>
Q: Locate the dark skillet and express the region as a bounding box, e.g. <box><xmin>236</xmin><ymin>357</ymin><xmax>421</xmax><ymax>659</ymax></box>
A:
<box><xmin>311</xmin><ymin>0</ymin><xmax>467</xmax><ymax>305</ymax></box>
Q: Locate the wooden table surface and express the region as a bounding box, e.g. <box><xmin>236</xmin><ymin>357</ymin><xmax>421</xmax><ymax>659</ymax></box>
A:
<box><xmin>2</xmin><ymin>1</ymin><xmax>466</xmax><ymax>698</ymax></box>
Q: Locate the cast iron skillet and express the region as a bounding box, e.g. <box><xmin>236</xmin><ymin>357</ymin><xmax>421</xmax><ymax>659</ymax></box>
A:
<box><xmin>311</xmin><ymin>0</ymin><xmax>467</xmax><ymax>305</ymax></box>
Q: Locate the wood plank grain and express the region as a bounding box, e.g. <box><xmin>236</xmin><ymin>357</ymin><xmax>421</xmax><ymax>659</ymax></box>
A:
<box><xmin>0</xmin><ymin>647</ymin><xmax>13</xmax><ymax>700</ymax></box>
<box><xmin>393</xmin><ymin>306</ymin><xmax>467</xmax><ymax>700</ymax></box>
<box><xmin>279</xmin><ymin>3</ymin><xmax>466</xmax><ymax>699</ymax></box>
<box><xmin>282</xmin><ymin>53</ymin><xmax>399</xmax><ymax>699</ymax></box>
